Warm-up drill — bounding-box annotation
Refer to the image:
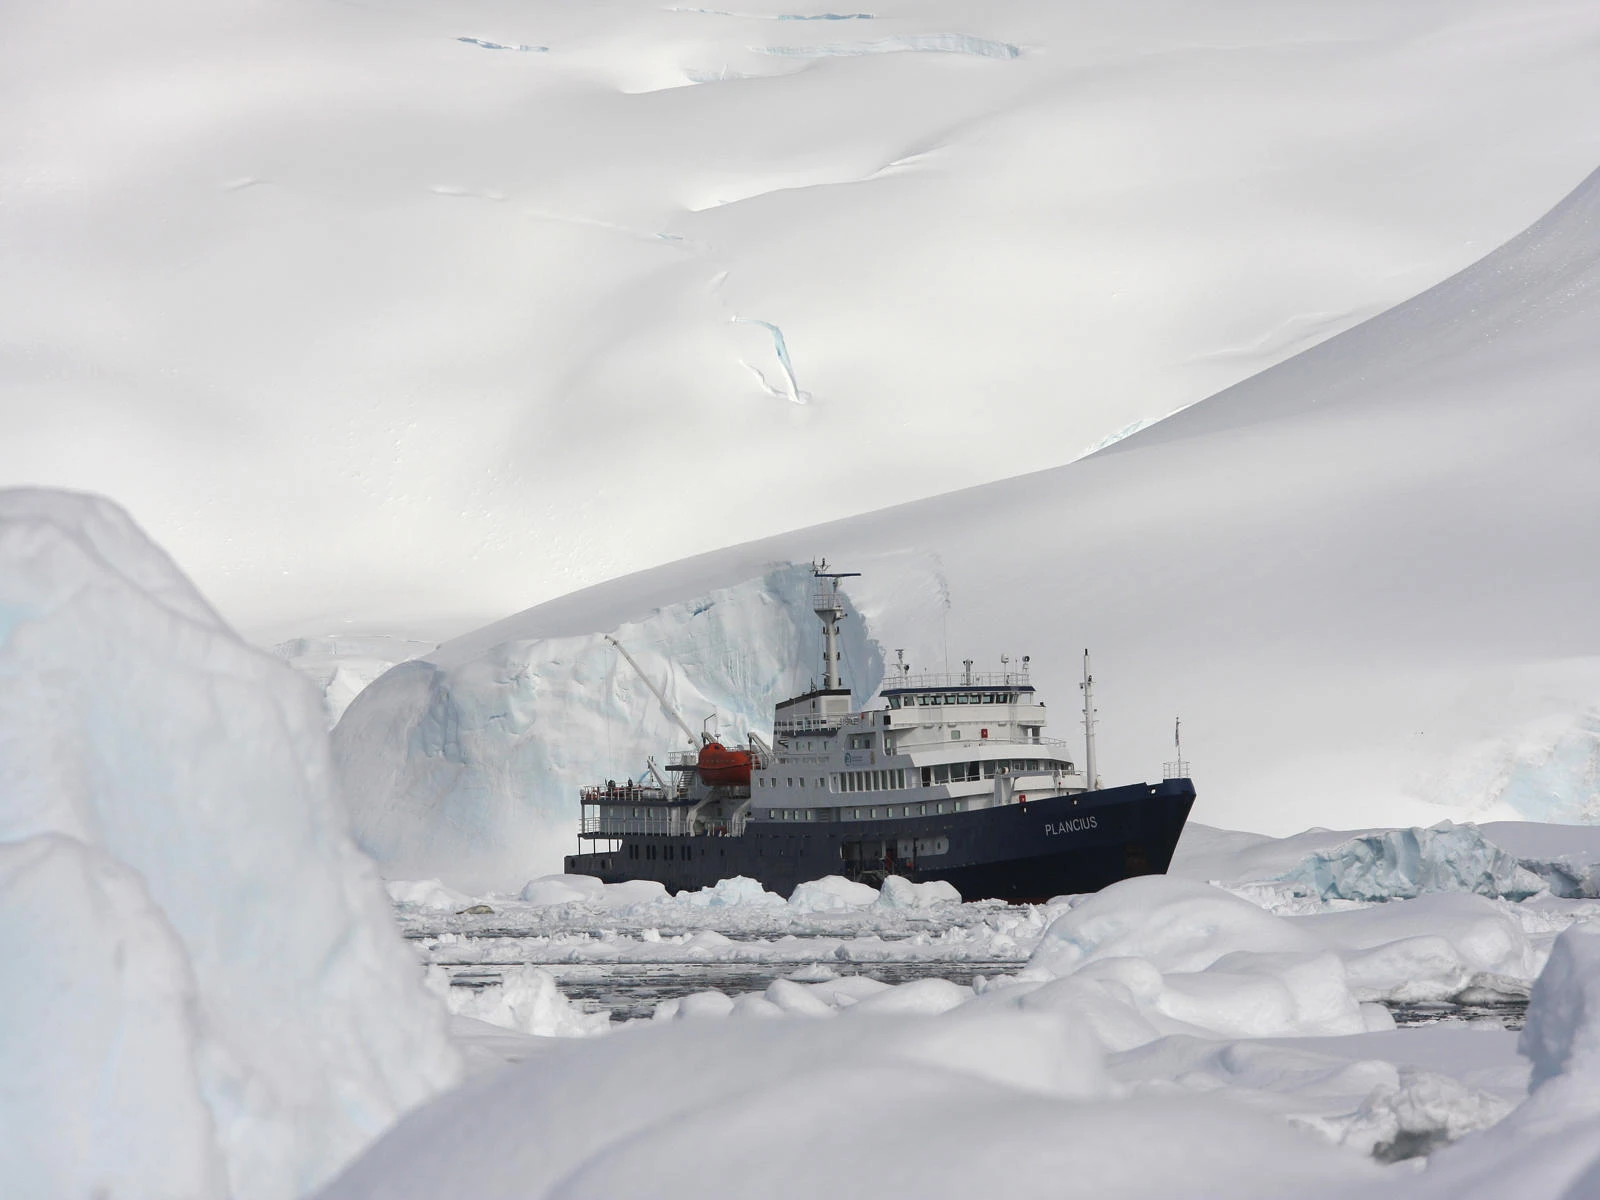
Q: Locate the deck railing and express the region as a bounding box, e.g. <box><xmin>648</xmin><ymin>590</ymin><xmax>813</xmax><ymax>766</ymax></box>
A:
<box><xmin>881</xmin><ymin>669</ymin><xmax>1032</xmax><ymax>691</ymax></box>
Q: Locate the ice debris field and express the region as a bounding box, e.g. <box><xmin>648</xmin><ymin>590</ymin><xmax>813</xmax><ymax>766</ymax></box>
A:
<box><xmin>366</xmin><ymin>821</ymin><xmax>1600</xmax><ymax>1199</ymax></box>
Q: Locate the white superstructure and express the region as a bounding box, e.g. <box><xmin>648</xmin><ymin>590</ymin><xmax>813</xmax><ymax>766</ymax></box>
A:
<box><xmin>751</xmin><ymin>568</ymin><xmax>1087</xmax><ymax>822</ymax></box>
<box><xmin>579</xmin><ymin>565</ymin><xmax>1092</xmax><ymax>842</ymax></box>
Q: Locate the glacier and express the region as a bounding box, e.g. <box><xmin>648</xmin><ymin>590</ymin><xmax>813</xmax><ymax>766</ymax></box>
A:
<box><xmin>334</xmin><ymin>563</ymin><xmax>885</xmax><ymax>890</ymax></box>
<box><xmin>9</xmin><ymin>0</ymin><xmax>1600</xmax><ymax>637</ymax></box>
<box><xmin>0</xmin><ymin>490</ymin><xmax>459</xmax><ymax>1200</ymax></box>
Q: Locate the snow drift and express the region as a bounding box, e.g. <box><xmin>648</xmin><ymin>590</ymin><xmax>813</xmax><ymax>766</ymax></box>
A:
<box><xmin>0</xmin><ymin>490</ymin><xmax>459</xmax><ymax>1200</ymax></box>
<box><xmin>319</xmin><ymin>1015</ymin><xmax>1378</xmax><ymax>1200</ymax></box>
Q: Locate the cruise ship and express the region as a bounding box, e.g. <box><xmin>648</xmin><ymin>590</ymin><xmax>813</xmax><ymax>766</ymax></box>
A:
<box><xmin>564</xmin><ymin>567</ymin><xmax>1195</xmax><ymax>901</ymax></box>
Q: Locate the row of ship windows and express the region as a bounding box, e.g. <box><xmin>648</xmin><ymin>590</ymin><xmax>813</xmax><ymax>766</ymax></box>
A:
<box><xmin>762</xmin><ymin>801</ymin><xmax>966</xmax><ymax>821</ymax></box>
<box><xmin>886</xmin><ymin>693</ymin><xmax>1026</xmax><ymax>708</ymax></box>
<box><xmin>757</xmin><ymin>758</ymin><xmax>1069</xmax><ymax>793</ymax></box>
<box><xmin>627</xmin><ymin>842</ymin><xmax>703</xmax><ymax>862</ymax></box>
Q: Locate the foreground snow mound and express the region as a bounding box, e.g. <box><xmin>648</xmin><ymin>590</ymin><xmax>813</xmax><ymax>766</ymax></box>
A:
<box><xmin>1345</xmin><ymin>922</ymin><xmax>1600</xmax><ymax>1200</ymax></box>
<box><xmin>426</xmin><ymin>965</ymin><xmax>610</xmax><ymax>1038</ymax></box>
<box><xmin>1011</xmin><ymin>877</ymin><xmax>1545</xmax><ymax>1049</ymax></box>
<box><xmin>1520</xmin><ymin>922</ymin><xmax>1600</xmax><ymax>1091</ymax></box>
<box><xmin>1276</xmin><ymin>825</ymin><xmax>1545</xmax><ymax>903</ymax></box>
<box><xmin>1011</xmin><ymin>877</ymin><xmax>1368</xmax><ymax>1047</ymax></box>
<box><xmin>334</xmin><ymin>564</ymin><xmax>882</xmax><ymax>891</ymax></box>
<box><xmin>1296</xmin><ymin>893</ymin><xmax>1540</xmax><ymax>1004</ymax></box>
<box><xmin>1031</xmin><ymin>877</ymin><xmax>1320</xmax><ymax>976</ymax></box>
<box><xmin>0</xmin><ymin>835</ymin><xmax>223</xmax><ymax>1198</ymax></box>
<box><xmin>0</xmin><ymin>491</ymin><xmax>459</xmax><ymax>1200</ymax></box>
<box><xmin>321</xmin><ymin>1017</ymin><xmax>1378</xmax><ymax>1200</ymax></box>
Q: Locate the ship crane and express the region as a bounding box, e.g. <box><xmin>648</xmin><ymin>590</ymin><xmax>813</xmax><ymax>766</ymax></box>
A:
<box><xmin>604</xmin><ymin>635</ymin><xmax>698</xmax><ymax>750</ymax></box>
<box><xmin>605</xmin><ymin>634</ymin><xmax>757</xmax><ymax>788</ymax></box>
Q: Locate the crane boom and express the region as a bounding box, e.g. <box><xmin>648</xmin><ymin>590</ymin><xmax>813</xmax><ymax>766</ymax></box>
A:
<box><xmin>605</xmin><ymin>635</ymin><xmax>699</xmax><ymax>750</ymax></box>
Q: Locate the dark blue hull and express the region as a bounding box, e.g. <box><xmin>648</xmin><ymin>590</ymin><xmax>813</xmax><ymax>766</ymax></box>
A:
<box><xmin>565</xmin><ymin>777</ymin><xmax>1195</xmax><ymax>902</ymax></box>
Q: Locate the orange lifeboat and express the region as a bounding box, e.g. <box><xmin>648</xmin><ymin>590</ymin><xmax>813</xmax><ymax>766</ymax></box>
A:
<box><xmin>697</xmin><ymin>740</ymin><xmax>753</xmax><ymax>787</ymax></box>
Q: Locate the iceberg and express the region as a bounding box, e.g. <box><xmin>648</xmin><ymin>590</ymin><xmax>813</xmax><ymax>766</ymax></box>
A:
<box><xmin>0</xmin><ymin>490</ymin><xmax>459</xmax><ymax>1200</ymax></box>
<box><xmin>333</xmin><ymin>564</ymin><xmax>883</xmax><ymax>891</ymax></box>
<box><xmin>1274</xmin><ymin>825</ymin><xmax>1547</xmax><ymax>903</ymax></box>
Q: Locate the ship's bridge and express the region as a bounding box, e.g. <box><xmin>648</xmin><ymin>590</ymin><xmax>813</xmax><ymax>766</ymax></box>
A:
<box><xmin>876</xmin><ymin>668</ymin><xmax>1049</xmax><ymax>753</ymax></box>
<box><xmin>881</xmin><ymin>668</ymin><xmax>1035</xmax><ymax>710</ymax></box>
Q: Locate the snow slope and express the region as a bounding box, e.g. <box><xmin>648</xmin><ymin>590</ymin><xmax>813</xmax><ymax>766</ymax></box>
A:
<box><xmin>339</xmin><ymin>157</ymin><xmax>1600</xmax><ymax>867</ymax></box>
<box><xmin>0</xmin><ymin>491</ymin><xmax>460</xmax><ymax>1200</ymax></box>
<box><xmin>6</xmin><ymin>0</ymin><xmax>1600</xmax><ymax>639</ymax></box>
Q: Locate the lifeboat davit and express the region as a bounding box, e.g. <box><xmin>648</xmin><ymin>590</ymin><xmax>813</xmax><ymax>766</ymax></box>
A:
<box><xmin>697</xmin><ymin>740</ymin><xmax>753</xmax><ymax>787</ymax></box>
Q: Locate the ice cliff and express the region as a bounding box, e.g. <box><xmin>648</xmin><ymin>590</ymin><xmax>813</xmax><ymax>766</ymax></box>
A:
<box><xmin>333</xmin><ymin>563</ymin><xmax>885</xmax><ymax>891</ymax></box>
<box><xmin>0</xmin><ymin>490</ymin><xmax>460</xmax><ymax>1200</ymax></box>
<box><xmin>1274</xmin><ymin>825</ymin><xmax>1547</xmax><ymax>903</ymax></box>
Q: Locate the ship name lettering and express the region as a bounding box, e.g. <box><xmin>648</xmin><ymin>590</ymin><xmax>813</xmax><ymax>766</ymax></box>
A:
<box><xmin>1044</xmin><ymin>816</ymin><xmax>1098</xmax><ymax>836</ymax></box>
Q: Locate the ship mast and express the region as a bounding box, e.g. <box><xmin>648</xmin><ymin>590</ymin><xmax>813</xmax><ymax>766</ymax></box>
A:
<box><xmin>1081</xmin><ymin>649</ymin><xmax>1100</xmax><ymax>790</ymax></box>
<box><xmin>811</xmin><ymin>560</ymin><xmax>859</xmax><ymax>690</ymax></box>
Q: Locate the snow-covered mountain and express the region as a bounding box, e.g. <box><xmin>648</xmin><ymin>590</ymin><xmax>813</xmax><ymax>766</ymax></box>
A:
<box><xmin>337</xmin><ymin>159</ymin><xmax>1600</xmax><ymax>886</ymax></box>
<box><xmin>6</xmin><ymin>0</ymin><xmax>1600</xmax><ymax>640</ymax></box>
